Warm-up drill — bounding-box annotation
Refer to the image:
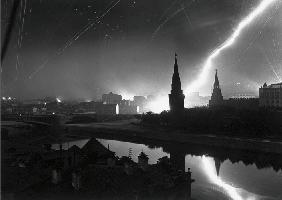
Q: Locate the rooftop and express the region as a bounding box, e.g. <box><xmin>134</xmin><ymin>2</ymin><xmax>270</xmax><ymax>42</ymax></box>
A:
<box><xmin>262</xmin><ymin>82</ymin><xmax>282</xmax><ymax>89</ymax></box>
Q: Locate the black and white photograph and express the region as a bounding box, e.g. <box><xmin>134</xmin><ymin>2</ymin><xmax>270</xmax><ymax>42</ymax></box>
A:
<box><xmin>1</xmin><ymin>0</ymin><xmax>282</xmax><ymax>199</ymax></box>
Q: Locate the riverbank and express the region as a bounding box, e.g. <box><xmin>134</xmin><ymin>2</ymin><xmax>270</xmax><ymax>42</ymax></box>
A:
<box><xmin>67</xmin><ymin>119</ymin><xmax>282</xmax><ymax>154</ymax></box>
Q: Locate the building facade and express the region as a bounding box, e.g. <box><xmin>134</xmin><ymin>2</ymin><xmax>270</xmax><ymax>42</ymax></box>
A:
<box><xmin>259</xmin><ymin>82</ymin><xmax>282</xmax><ymax>108</ymax></box>
<box><xmin>169</xmin><ymin>54</ymin><xmax>185</xmax><ymax>113</ymax></box>
<box><xmin>119</xmin><ymin>104</ymin><xmax>138</xmax><ymax>114</ymax></box>
<box><xmin>95</xmin><ymin>104</ymin><xmax>119</xmax><ymax>115</ymax></box>
<box><xmin>102</xmin><ymin>92</ymin><xmax>122</xmax><ymax>104</ymax></box>
<box><xmin>133</xmin><ymin>96</ymin><xmax>147</xmax><ymax>113</ymax></box>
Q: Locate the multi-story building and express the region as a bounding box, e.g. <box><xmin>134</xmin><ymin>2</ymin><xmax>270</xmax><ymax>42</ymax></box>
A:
<box><xmin>95</xmin><ymin>104</ymin><xmax>119</xmax><ymax>115</ymax></box>
<box><xmin>259</xmin><ymin>82</ymin><xmax>282</xmax><ymax>108</ymax></box>
<box><xmin>223</xmin><ymin>97</ymin><xmax>259</xmax><ymax>110</ymax></box>
<box><xmin>102</xmin><ymin>92</ymin><xmax>122</xmax><ymax>104</ymax></box>
<box><xmin>133</xmin><ymin>96</ymin><xmax>147</xmax><ymax>113</ymax></box>
<box><xmin>119</xmin><ymin>104</ymin><xmax>138</xmax><ymax>114</ymax></box>
<box><xmin>118</xmin><ymin>99</ymin><xmax>138</xmax><ymax>114</ymax></box>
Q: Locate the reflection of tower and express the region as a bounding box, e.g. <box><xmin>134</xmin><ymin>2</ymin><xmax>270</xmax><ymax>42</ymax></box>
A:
<box><xmin>138</xmin><ymin>151</ymin><xmax>149</xmax><ymax>171</ymax></box>
<box><xmin>214</xmin><ymin>157</ymin><xmax>222</xmax><ymax>176</ymax></box>
<box><xmin>128</xmin><ymin>148</ymin><xmax>132</xmax><ymax>159</ymax></box>
<box><xmin>209</xmin><ymin>69</ymin><xmax>224</xmax><ymax>107</ymax></box>
<box><xmin>169</xmin><ymin>53</ymin><xmax>185</xmax><ymax>113</ymax></box>
<box><xmin>169</xmin><ymin>148</ymin><xmax>186</xmax><ymax>171</ymax></box>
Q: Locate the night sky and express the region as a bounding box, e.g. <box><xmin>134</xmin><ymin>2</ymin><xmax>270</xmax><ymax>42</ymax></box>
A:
<box><xmin>1</xmin><ymin>0</ymin><xmax>282</xmax><ymax>101</ymax></box>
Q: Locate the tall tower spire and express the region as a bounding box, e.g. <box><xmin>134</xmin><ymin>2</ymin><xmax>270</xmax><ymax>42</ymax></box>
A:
<box><xmin>169</xmin><ymin>53</ymin><xmax>185</xmax><ymax>113</ymax></box>
<box><xmin>214</xmin><ymin>69</ymin><xmax>220</xmax><ymax>88</ymax></box>
<box><xmin>209</xmin><ymin>69</ymin><xmax>223</xmax><ymax>107</ymax></box>
<box><xmin>174</xmin><ymin>53</ymin><xmax>178</xmax><ymax>73</ymax></box>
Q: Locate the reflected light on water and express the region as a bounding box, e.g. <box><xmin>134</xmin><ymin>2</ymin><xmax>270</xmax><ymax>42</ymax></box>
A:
<box><xmin>202</xmin><ymin>156</ymin><xmax>257</xmax><ymax>200</ymax></box>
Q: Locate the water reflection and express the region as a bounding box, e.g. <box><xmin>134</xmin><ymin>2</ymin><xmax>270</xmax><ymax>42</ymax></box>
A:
<box><xmin>52</xmin><ymin>139</ymin><xmax>89</xmax><ymax>150</ymax></box>
<box><xmin>83</xmin><ymin>131</ymin><xmax>282</xmax><ymax>172</ymax></box>
<box><xmin>54</xmin><ymin>136</ymin><xmax>282</xmax><ymax>199</ymax></box>
<box><xmin>97</xmin><ymin>138</ymin><xmax>282</xmax><ymax>199</ymax></box>
<box><xmin>202</xmin><ymin>156</ymin><xmax>257</xmax><ymax>200</ymax></box>
<box><xmin>97</xmin><ymin>139</ymin><xmax>169</xmax><ymax>164</ymax></box>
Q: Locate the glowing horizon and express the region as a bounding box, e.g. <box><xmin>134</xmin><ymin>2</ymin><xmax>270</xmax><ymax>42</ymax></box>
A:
<box><xmin>145</xmin><ymin>95</ymin><xmax>169</xmax><ymax>113</ymax></box>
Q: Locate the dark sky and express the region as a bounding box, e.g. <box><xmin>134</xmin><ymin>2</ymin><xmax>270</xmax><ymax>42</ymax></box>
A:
<box><xmin>1</xmin><ymin>0</ymin><xmax>282</xmax><ymax>100</ymax></box>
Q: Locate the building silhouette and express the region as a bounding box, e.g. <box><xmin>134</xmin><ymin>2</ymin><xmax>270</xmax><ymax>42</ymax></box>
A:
<box><xmin>133</xmin><ymin>96</ymin><xmax>147</xmax><ymax>113</ymax></box>
<box><xmin>169</xmin><ymin>53</ymin><xmax>185</xmax><ymax>113</ymax></box>
<box><xmin>208</xmin><ymin>70</ymin><xmax>259</xmax><ymax>109</ymax></box>
<box><xmin>259</xmin><ymin>82</ymin><xmax>282</xmax><ymax>108</ymax></box>
<box><xmin>101</xmin><ymin>92</ymin><xmax>138</xmax><ymax>114</ymax></box>
<box><xmin>209</xmin><ymin>69</ymin><xmax>224</xmax><ymax>107</ymax></box>
<box><xmin>102</xmin><ymin>92</ymin><xmax>122</xmax><ymax>104</ymax></box>
<box><xmin>224</xmin><ymin>97</ymin><xmax>259</xmax><ymax>110</ymax></box>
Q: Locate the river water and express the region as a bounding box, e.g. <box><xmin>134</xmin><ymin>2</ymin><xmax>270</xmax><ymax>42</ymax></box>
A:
<box><xmin>53</xmin><ymin>137</ymin><xmax>282</xmax><ymax>200</ymax></box>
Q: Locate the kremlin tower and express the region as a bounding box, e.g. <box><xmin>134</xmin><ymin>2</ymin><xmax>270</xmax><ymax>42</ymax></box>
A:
<box><xmin>209</xmin><ymin>69</ymin><xmax>224</xmax><ymax>107</ymax></box>
<box><xmin>169</xmin><ymin>53</ymin><xmax>185</xmax><ymax>114</ymax></box>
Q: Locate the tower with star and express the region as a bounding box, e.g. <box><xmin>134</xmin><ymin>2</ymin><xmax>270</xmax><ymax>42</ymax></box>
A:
<box><xmin>169</xmin><ymin>53</ymin><xmax>185</xmax><ymax>114</ymax></box>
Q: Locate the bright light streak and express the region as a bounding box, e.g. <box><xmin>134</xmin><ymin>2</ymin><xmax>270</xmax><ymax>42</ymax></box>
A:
<box><xmin>148</xmin><ymin>0</ymin><xmax>277</xmax><ymax>113</ymax></box>
<box><xmin>152</xmin><ymin>7</ymin><xmax>185</xmax><ymax>40</ymax></box>
<box><xmin>202</xmin><ymin>156</ymin><xmax>257</xmax><ymax>200</ymax></box>
<box><xmin>260</xmin><ymin>47</ymin><xmax>282</xmax><ymax>82</ymax></box>
<box><xmin>28</xmin><ymin>0</ymin><xmax>121</xmax><ymax>79</ymax></box>
<box><xmin>184</xmin><ymin>0</ymin><xmax>277</xmax><ymax>94</ymax></box>
<box><xmin>56</xmin><ymin>97</ymin><xmax>62</xmax><ymax>103</ymax></box>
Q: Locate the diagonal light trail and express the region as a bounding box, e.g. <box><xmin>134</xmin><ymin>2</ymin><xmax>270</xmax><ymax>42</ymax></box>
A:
<box><xmin>184</xmin><ymin>0</ymin><xmax>278</xmax><ymax>94</ymax></box>
<box><xmin>28</xmin><ymin>0</ymin><xmax>120</xmax><ymax>79</ymax></box>
<box><xmin>260</xmin><ymin>47</ymin><xmax>282</xmax><ymax>82</ymax></box>
<box><xmin>151</xmin><ymin>7</ymin><xmax>185</xmax><ymax>40</ymax></box>
<box><xmin>152</xmin><ymin>1</ymin><xmax>195</xmax><ymax>40</ymax></box>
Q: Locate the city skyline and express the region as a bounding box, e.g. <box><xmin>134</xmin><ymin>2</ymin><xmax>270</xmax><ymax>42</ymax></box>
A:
<box><xmin>2</xmin><ymin>1</ymin><xmax>282</xmax><ymax>199</ymax></box>
<box><xmin>1</xmin><ymin>0</ymin><xmax>282</xmax><ymax>101</ymax></box>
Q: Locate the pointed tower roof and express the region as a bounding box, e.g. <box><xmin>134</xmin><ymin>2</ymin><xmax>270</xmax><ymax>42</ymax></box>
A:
<box><xmin>169</xmin><ymin>53</ymin><xmax>185</xmax><ymax>113</ymax></box>
<box><xmin>214</xmin><ymin>157</ymin><xmax>221</xmax><ymax>176</ymax></box>
<box><xmin>174</xmin><ymin>53</ymin><xmax>179</xmax><ymax>74</ymax></box>
<box><xmin>214</xmin><ymin>69</ymin><xmax>220</xmax><ymax>88</ymax></box>
<box><xmin>209</xmin><ymin>69</ymin><xmax>223</xmax><ymax>107</ymax></box>
<box><xmin>171</xmin><ymin>53</ymin><xmax>182</xmax><ymax>93</ymax></box>
<box><xmin>138</xmin><ymin>151</ymin><xmax>149</xmax><ymax>160</ymax></box>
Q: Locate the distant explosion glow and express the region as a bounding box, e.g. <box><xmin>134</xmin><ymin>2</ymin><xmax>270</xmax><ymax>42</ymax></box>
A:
<box><xmin>147</xmin><ymin>0</ymin><xmax>277</xmax><ymax>113</ymax></box>
<box><xmin>184</xmin><ymin>0</ymin><xmax>277</xmax><ymax>94</ymax></box>
<box><xmin>119</xmin><ymin>91</ymin><xmax>134</xmax><ymax>101</ymax></box>
<box><xmin>146</xmin><ymin>95</ymin><xmax>169</xmax><ymax>113</ymax></box>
